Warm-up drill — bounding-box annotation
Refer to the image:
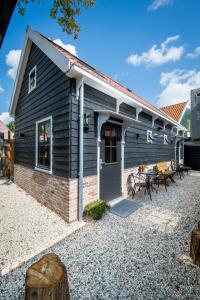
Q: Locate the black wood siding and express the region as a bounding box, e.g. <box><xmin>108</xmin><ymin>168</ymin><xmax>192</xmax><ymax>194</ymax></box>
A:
<box><xmin>70</xmin><ymin>83</ymin><xmax>175</xmax><ymax>178</ymax></box>
<box><xmin>15</xmin><ymin>43</ymin><xmax>175</xmax><ymax>179</ymax></box>
<box><xmin>15</xmin><ymin>43</ymin><xmax>71</xmax><ymax>178</ymax></box>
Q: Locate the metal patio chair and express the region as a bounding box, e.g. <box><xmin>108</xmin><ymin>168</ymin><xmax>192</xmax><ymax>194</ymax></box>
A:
<box><xmin>127</xmin><ymin>172</ymin><xmax>156</xmax><ymax>201</ymax></box>
<box><xmin>171</xmin><ymin>160</ymin><xmax>185</xmax><ymax>179</ymax></box>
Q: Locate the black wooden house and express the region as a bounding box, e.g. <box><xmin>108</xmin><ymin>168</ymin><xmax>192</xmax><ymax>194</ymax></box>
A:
<box><xmin>10</xmin><ymin>28</ymin><xmax>187</xmax><ymax>222</ymax></box>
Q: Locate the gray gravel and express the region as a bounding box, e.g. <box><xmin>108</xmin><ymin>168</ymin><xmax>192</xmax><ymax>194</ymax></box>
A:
<box><xmin>1</xmin><ymin>172</ymin><xmax>200</xmax><ymax>299</ymax></box>
<box><xmin>0</xmin><ymin>178</ymin><xmax>84</xmax><ymax>276</ymax></box>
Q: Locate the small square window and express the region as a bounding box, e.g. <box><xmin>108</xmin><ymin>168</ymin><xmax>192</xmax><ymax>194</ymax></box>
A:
<box><xmin>147</xmin><ymin>130</ymin><xmax>153</xmax><ymax>144</ymax></box>
<box><xmin>29</xmin><ymin>66</ymin><xmax>36</xmax><ymax>93</ymax></box>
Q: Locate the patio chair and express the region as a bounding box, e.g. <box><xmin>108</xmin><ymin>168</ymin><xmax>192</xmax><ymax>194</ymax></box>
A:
<box><xmin>127</xmin><ymin>173</ymin><xmax>155</xmax><ymax>201</ymax></box>
<box><xmin>171</xmin><ymin>160</ymin><xmax>185</xmax><ymax>179</ymax></box>
<box><xmin>154</xmin><ymin>162</ymin><xmax>176</xmax><ymax>191</ymax></box>
<box><xmin>171</xmin><ymin>160</ymin><xmax>191</xmax><ymax>176</ymax></box>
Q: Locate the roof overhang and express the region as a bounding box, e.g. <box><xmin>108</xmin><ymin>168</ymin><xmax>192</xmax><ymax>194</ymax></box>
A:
<box><xmin>67</xmin><ymin>64</ymin><xmax>186</xmax><ymax>131</ymax></box>
<box><xmin>95</xmin><ymin>109</ymin><xmax>138</xmax><ymax>125</ymax></box>
<box><xmin>9</xmin><ymin>27</ymin><xmax>187</xmax><ymax>133</ymax></box>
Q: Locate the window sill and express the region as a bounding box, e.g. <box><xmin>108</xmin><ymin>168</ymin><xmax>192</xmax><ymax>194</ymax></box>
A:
<box><xmin>35</xmin><ymin>167</ymin><xmax>52</xmax><ymax>175</ymax></box>
<box><xmin>28</xmin><ymin>86</ymin><xmax>36</xmax><ymax>94</ymax></box>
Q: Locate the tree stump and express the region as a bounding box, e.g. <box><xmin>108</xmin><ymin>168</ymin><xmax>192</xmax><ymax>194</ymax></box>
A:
<box><xmin>190</xmin><ymin>230</ymin><xmax>200</xmax><ymax>267</ymax></box>
<box><xmin>25</xmin><ymin>253</ymin><xmax>70</xmax><ymax>300</ymax></box>
<box><xmin>197</xmin><ymin>221</ymin><xmax>200</xmax><ymax>229</ymax></box>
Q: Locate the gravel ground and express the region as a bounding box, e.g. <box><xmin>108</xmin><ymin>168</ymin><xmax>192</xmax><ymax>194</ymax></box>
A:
<box><xmin>1</xmin><ymin>172</ymin><xmax>200</xmax><ymax>299</ymax></box>
<box><xmin>0</xmin><ymin>178</ymin><xmax>84</xmax><ymax>276</ymax></box>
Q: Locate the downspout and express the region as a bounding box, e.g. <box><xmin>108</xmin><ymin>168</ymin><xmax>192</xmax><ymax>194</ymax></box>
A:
<box><xmin>77</xmin><ymin>77</ymin><xmax>84</xmax><ymax>221</ymax></box>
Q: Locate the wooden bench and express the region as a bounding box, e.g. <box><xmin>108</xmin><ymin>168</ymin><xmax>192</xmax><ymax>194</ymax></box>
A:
<box><xmin>155</xmin><ymin>162</ymin><xmax>169</xmax><ymax>172</ymax></box>
<box><xmin>154</xmin><ymin>162</ymin><xmax>176</xmax><ymax>191</ymax></box>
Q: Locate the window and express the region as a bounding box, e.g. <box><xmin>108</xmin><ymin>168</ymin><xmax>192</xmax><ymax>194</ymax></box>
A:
<box><xmin>29</xmin><ymin>66</ymin><xmax>36</xmax><ymax>93</ymax></box>
<box><xmin>104</xmin><ymin>128</ymin><xmax>117</xmax><ymax>163</ymax></box>
<box><xmin>36</xmin><ymin>117</ymin><xmax>52</xmax><ymax>173</ymax></box>
<box><xmin>197</xmin><ymin>110</ymin><xmax>200</xmax><ymax>121</ymax></box>
<box><xmin>147</xmin><ymin>130</ymin><xmax>153</xmax><ymax>144</ymax></box>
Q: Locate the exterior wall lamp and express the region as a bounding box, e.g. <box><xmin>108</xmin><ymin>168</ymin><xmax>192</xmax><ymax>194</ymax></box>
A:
<box><xmin>136</xmin><ymin>133</ymin><xmax>140</xmax><ymax>140</ymax></box>
<box><xmin>84</xmin><ymin>113</ymin><xmax>92</xmax><ymax>130</ymax></box>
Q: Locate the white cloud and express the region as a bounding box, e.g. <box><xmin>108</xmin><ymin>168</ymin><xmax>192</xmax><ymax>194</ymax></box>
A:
<box><xmin>157</xmin><ymin>69</ymin><xmax>200</xmax><ymax>107</ymax></box>
<box><xmin>53</xmin><ymin>39</ymin><xmax>77</xmax><ymax>56</ymax></box>
<box><xmin>148</xmin><ymin>0</ymin><xmax>173</xmax><ymax>11</ymax></box>
<box><xmin>187</xmin><ymin>46</ymin><xmax>200</xmax><ymax>59</ymax></box>
<box><xmin>0</xmin><ymin>86</ymin><xmax>5</xmax><ymax>94</ymax></box>
<box><xmin>6</xmin><ymin>49</ymin><xmax>22</xmax><ymax>80</ymax></box>
<box><xmin>0</xmin><ymin>112</ymin><xmax>13</xmax><ymax>125</ymax></box>
<box><xmin>126</xmin><ymin>35</ymin><xmax>184</xmax><ymax>67</ymax></box>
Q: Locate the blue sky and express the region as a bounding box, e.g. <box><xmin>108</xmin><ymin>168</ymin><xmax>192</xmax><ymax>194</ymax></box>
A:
<box><xmin>0</xmin><ymin>0</ymin><xmax>200</xmax><ymax>123</ymax></box>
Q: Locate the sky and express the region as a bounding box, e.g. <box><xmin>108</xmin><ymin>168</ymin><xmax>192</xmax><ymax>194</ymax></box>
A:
<box><xmin>0</xmin><ymin>0</ymin><xmax>200</xmax><ymax>124</ymax></box>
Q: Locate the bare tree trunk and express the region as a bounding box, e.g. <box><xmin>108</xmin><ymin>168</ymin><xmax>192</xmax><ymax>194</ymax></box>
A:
<box><xmin>25</xmin><ymin>253</ymin><xmax>70</xmax><ymax>300</ymax></box>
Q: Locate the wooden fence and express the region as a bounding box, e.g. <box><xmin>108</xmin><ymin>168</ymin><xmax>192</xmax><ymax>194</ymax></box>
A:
<box><xmin>0</xmin><ymin>131</ymin><xmax>14</xmax><ymax>179</ymax></box>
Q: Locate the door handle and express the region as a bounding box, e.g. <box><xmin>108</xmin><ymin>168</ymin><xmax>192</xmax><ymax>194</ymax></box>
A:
<box><xmin>100</xmin><ymin>159</ymin><xmax>106</xmax><ymax>169</ymax></box>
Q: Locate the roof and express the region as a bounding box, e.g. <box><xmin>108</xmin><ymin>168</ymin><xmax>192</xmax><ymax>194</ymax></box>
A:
<box><xmin>9</xmin><ymin>27</ymin><xmax>187</xmax><ymax>131</ymax></box>
<box><xmin>0</xmin><ymin>121</ymin><xmax>13</xmax><ymax>140</ymax></box>
<box><xmin>0</xmin><ymin>0</ymin><xmax>17</xmax><ymax>48</ymax></box>
<box><xmin>159</xmin><ymin>102</ymin><xmax>188</xmax><ymax>123</ymax></box>
<box><xmin>45</xmin><ymin>35</ymin><xmax>178</xmax><ymax>124</ymax></box>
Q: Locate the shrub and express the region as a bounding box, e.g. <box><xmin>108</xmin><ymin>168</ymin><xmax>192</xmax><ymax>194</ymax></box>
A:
<box><xmin>84</xmin><ymin>200</ymin><xmax>109</xmax><ymax>220</ymax></box>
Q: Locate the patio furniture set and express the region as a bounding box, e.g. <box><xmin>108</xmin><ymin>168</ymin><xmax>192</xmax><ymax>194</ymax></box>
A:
<box><xmin>127</xmin><ymin>160</ymin><xmax>191</xmax><ymax>201</ymax></box>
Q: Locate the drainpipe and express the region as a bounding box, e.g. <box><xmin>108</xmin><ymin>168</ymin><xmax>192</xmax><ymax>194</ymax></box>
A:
<box><xmin>77</xmin><ymin>77</ymin><xmax>84</xmax><ymax>221</ymax></box>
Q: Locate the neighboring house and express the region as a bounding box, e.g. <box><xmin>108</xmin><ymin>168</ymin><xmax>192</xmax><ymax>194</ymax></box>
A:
<box><xmin>184</xmin><ymin>88</ymin><xmax>200</xmax><ymax>170</ymax></box>
<box><xmin>159</xmin><ymin>101</ymin><xmax>191</xmax><ymax>164</ymax></box>
<box><xmin>159</xmin><ymin>102</ymin><xmax>191</xmax><ymax>136</ymax></box>
<box><xmin>191</xmin><ymin>88</ymin><xmax>200</xmax><ymax>140</ymax></box>
<box><xmin>9</xmin><ymin>28</ymin><xmax>187</xmax><ymax>222</ymax></box>
<box><xmin>0</xmin><ymin>120</ymin><xmax>13</xmax><ymax>140</ymax></box>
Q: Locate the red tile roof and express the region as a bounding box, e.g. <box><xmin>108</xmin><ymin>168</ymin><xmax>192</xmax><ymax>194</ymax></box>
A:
<box><xmin>159</xmin><ymin>102</ymin><xmax>187</xmax><ymax>122</ymax></box>
<box><xmin>41</xmin><ymin>34</ymin><xmax>181</xmax><ymax>125</ymax></box>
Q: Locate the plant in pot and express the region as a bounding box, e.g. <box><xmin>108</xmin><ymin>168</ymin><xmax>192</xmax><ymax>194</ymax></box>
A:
<box><xmin>84</xmin><ymin>200</ymin><xmax>109</xmax><ymax>220</ymax></box>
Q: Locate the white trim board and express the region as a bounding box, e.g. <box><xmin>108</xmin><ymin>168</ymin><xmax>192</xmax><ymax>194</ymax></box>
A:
<box><xmin>35</xmin><ymin>116</ymin><xmax>53</xmax><ymax>174</ymax></box>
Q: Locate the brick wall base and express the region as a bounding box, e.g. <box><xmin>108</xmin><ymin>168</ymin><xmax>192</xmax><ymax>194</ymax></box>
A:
<box><xmin>14</xmin><ymin>165</ymin><xmax>98</xmax><ymax>222</ymax></box>
<box><xmin>14</xmin><ymin>161</ymin><xmax>170</xmax><ymax>221</ymax></box>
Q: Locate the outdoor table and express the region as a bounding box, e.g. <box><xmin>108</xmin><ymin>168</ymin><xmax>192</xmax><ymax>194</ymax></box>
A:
<box><xmin>138</xmin><ymin>170</ymin><xmax>157</xmax><ymax>201</ymax></box>
<box><xmin>160</xmin><ymin>170</ymin><xmax>176</xmax><ymax>183</ymax></box>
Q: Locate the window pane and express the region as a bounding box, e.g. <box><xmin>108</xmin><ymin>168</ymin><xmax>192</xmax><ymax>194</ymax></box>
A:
<box><xmin>30</xmin><ymin>69</ymin><xmax>36</xmax><ymax>90</ymax></box>
<box><xmin>105</xmin><ymin>147</ymin><xmax>110</xmax><ymax>163</ymax></box>
<box><xmin>104</xmin><ymin>130</ymin><xmax>110</xmax><ymax>146</ymax></box>
<box><xmin>111</xmin><ymin>147</ymin><xmax>117</xmax><ymax>163</ymax></box>
<box><xmin>38</xmin><ymin>120</ymin><xmax>51</xmax><ymax>169</ymax></box>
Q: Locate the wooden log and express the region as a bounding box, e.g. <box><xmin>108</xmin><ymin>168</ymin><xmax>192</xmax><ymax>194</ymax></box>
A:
<box><xmin>190</xmin><ymin>230</ymin><xmax>200</xmax><ymax>267</ymax></box>
<box><xmin>25</xmin><ymin>253</ymin><xmax>70</xmax><ymax>300</ymax></box>
<box><xmin>198</xmin><ymin>221</ymin><xmax>200</xmax><ymax>229</ymax></box>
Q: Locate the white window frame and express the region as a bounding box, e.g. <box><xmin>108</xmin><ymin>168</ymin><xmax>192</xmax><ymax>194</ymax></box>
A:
<box><xmin>28</xmin><ymin>65</ymin><xmax>37</xmax><ymax>93</ymax></box>
<box><xmin>164</xmin><ymin>134</ymin><xmax>168</xmax><ymax>145</ymax></box>
<box><xmin>35</xmin><ymin>116</ymin><xmax>53</xmax><ymax>174</ymax></box>
<box><xmin>147</xmin><ymin>130</ymin><xmax>153</xmax><ymax>144</ymax></box>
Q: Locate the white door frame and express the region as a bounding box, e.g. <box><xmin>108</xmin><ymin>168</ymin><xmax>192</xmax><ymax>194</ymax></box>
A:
<box><xmin>96</xmin><ymin>111</ymin><xmax>134</xmax><ymax>199</ymax></box>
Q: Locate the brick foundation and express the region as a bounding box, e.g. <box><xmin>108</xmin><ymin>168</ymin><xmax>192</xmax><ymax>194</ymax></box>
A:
<box><xmin>14</xmin><ymin>165</ymin><xmax>98</xmax><ymax>222</ymax></box>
